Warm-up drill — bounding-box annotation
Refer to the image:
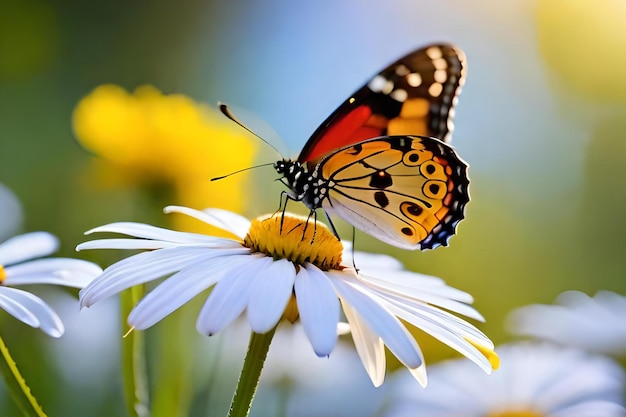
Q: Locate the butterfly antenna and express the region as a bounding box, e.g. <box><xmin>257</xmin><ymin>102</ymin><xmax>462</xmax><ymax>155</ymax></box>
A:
<box><xmin>210</xmin><ymin>162</ymin><xmax>275</xmax><ymax>181</ymax></box>
<box><xmin>219</xmin><ymin>102</ymin><xmax>284</xmax><ymax>157</ymax></box>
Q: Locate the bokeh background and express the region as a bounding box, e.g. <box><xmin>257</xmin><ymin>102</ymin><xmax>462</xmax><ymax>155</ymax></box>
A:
<box><xmin>1</xmin><ymin>0</ymin><xmax>625</xmax><ymax>416</ymax></box>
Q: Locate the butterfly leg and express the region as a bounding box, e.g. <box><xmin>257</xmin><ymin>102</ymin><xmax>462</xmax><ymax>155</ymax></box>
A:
<box><xmin>304</xmin><ymin>210</ymin><xmax>318</xmax><ymax>244</ymax></box>
<box><xmin>289</xmin><ymin>209</ymin><xmax>313</xmax><ymax>242</ymax></box>
<box><xmin>323</xmin><ymin>211</ymin><xmax>358</xmax><ymax>271</ymax></box>
<box><xmin>350</xmin><ymin>226</ymin><xmax>359</xmax><ymax>274</ymax></box>
<box><xmin>323</xmin><ymin>210</ymin><xmax>341</xmax><ymax>242</ymax></box>
<box><xmin>276</xmin><ymin>191</ymin><xmax>291</xmax><ymax>234</ymax></box>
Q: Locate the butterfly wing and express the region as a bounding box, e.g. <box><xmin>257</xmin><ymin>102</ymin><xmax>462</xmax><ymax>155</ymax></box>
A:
<box><xmin>316</xmin><ymin>135</ymin><xmax>469</xmax><ymax>250</ymax></box>
<box><xmin>299</xmin><ymin>44</ymin><xmax>466</xmax><ymax>165</ymax></box>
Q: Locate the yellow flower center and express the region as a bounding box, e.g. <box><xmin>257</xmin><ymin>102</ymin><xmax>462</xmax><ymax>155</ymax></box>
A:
<box><xmin>465</xmin><ymin>337</ymin><xmax>501</xmax><ymax>370</ymax></box>
<box><xmin>0</xmin><ymin>265</ymin><xmax>5</xmax><ymax>283</ymax></box>
<box><xmin>244</xmin><ymin>213</ymin><xmax>343</xmax><ymax>271</ymax></box>
<box><xmin>487</xmin><ymin>410</ymin><xmax>544</xmax><ymax>417</ymax></box>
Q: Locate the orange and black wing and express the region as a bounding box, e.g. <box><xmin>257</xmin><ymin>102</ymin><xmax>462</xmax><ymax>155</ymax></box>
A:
<box><xmin>298</xmin><ymin>44</ymin><xmax>466</xmax><ymax>165</ymax></box>
<box><xmin>317</xmin><ymin>135</ymin><xmax>470</xmax><ymax>250</ymax></box>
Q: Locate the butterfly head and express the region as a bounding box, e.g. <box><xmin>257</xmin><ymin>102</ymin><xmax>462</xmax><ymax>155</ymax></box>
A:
<box><xmin>273</xmin><ymin>159</ymin><xmax>290</xmax><ymax>175</ymax></box>
<box><xmin>274</xmin><ymin>159</ymin><xmax>305</xmax><ymax>181</ymax></box>
<box><xmin>275</xmin><ymin>159</ymin><xmax>328</xmax><ymax>210</ymax></box>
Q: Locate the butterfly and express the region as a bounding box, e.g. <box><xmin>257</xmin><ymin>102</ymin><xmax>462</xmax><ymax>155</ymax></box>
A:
<box><xmin>224</xmin><ymin>43</ymin><xmax>469</xmax><ymax>250</ymax></box>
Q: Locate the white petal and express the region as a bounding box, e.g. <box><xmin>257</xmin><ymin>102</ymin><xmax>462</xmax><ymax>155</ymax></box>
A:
<box><xmin>531</xmin><ymin>346</ymin><xmax>624</xmax><ymax>411</ymax></box>
<box><xmin>357</xmin><ymin>276</ymin><xmax>493</xmax><ymax>368</ymax></box>
<box><xmin>128</xmin><ymin>254</ymin><xmax>249</xmax><ymax>329</ymax></box>
<box><xmin>344</xmin><ymin>249</ymin><xmax>405</xmax><ymax>271</ymax></box>
<box><xmin>0</xmin><ymin>232</ymin><xmax>59</xmax><ymax>266</ymax></box>
<box><xmin>507</xmin><ymin>291</ymin><xmax>626</xmax><ymax>356</ymax></box>
<box><xmin>387</xmin><ymin>342</ymin><xmax>625</xmax><ymax>416</ymax></box>
<box><xmin>247</xmin><ymin>259</ymin><xmax>296</xmax><ymax>333</ymax></box>
<box><xmin>84</xmin><ymin>222</ymin><xmax>221</xmax><ymax>244</ymax></box>
<box><xmin>197</xmin><ymin>255</ymin><xmax>268</xmax><ymax>335</ymax></box>
<box><xmin>202</xmin><ymin>208</ymin><xmax>252</xmax><ymax>240</ymax></box>
<box><xmin>164</xmin><ymin>206</ymin><xmax>251</xmax><ymax>239</ymax></box>
<box><xmin>360</xmin><ymin>270</ymin><xmax>474</xmax><ymax>304</ymax></box>
<box><xmin>341</xmin><ymin>299</ymin><xmax>386</xmax><ymax>387</ymax></box>
<box><xmin>4</xmin><ymin>258</ymin><xmax>102</xmax><ymax>288</ymax></box>
<box><xmin>77</xmin><ymin>238</ymin><xmax>185</xmax><ymax>251</ymax></box>
<box><xmin>0</xmin><ymin>287</ymin><xmax>38</xmax><ymax>327</ymax></box>
<box><xmin>77</xmin><ymin>236</ymin><xmax>239</xmax><ymax>251</ymax></box>
<box><xmin>344</xmin><ymin>268</ymin><xmax>482</xmax><ymax>323</ymax></box>
<box><xmin>79</xmin><ymin>246</ymin><xmax>229</xmax><ymax>307</ymax></box>
<box><xmin>389</xmin><ymin>301</ymin><xmax>493</xmax><ymax>374</ymax></box>
<box><xmin>329</xmin><ymin>273</ymin><xmax>422</xmax><ymax>369</ymax></box>
<box><xmin>361</xmin><ymin>275</ymin><xmax>483</xmax><ymax>321</ymax></box>
<box><xmin>362</xmin><ymin>269</ymin><xmax>444</xmax><ymax>287</ymax></box>
<box><xmin>591</xmin><ymin>290</ymin><xmax>626</xmax><ymax>310</ymax></box>
<box><xmin>551</xmin><ymin>402</ymin><xmax>626</xmax><ymax>417</ymax></box>
<box><xmin>409</xmin><ymin>297</ymin><xmax>490</xmax><ymax>342</ymax></box>
<box><xmin>294</xmin><ymin>265</ymin><xmax>340</xmax><ymax>357</ymax></box>
<box><xmin>0</xmin><ymin>287</ymin><xmax>64</xmax><ymax>337</ymax></box>
<box><xmin>337</xmin><ymin>321</ymin><xmax>351</xmax><ymax>335</ymax></box>
<box><xmin>408</xmin><ymin>364</ymin><xmax>428</xmax><ymax>388</ymax></box>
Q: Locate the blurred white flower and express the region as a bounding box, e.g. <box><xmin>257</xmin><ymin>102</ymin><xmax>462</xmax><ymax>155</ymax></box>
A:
<box><xmin>383</xmin><ymin>342</ymin><xmax>625</xmax><ymax>417</ymax></box>
<box><xmin>260</xmin><ymin>324</ymin><xmax>389</xmax><ymax>417</ymax></box>
<box><xmin>0</xmin><ymin>232</ymin><xmax>102</xmax><ymax>337</ymax></box>
<box><xmin>51</xmin><ymin>296</ymin><xmax>120</xmax><ymax>389</ymax></box>
<box><xmin>508</xmin><ymin>290</ymin><xmax>626</xmax><ymax>357</ymax></box>
<box><xmin>77</xmin><ymin>205</ymin><xmax>496</xmax><ymax>386</ymax></box>
<box><xmin>201</xmin><ymin>321</ymin><xmax>387</xmax><ymax>417</ymax></box>
<box><xmin>0</xmin><ymin>183</ymin><xmax>22</xmax><ymax>241</ymax></box>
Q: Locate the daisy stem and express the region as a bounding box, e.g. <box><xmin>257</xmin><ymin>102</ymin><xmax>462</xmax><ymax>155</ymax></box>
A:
<box><xmin>121</xmin><ymin>285</ymin><xmax>150</xmax><ymax>417</ymax></box>
<box><xmin>0</xmin><ymin>335</ymin><xmax>47</xmax><ymax>417</ymax></box>
<box><xmin>227</xmin><ymin>326</ymin><xmax>278</xmax><ymax>417</ymax></box>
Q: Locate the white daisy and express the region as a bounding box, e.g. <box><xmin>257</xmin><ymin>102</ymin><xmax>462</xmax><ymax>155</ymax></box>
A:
<box><xmin>383</xmin><ymin>342</ymin><xmax>625</xmax><ymax>417</ymax></box>
<box><xmin>509</xmin><ymin>290</ymin><xmax>626</xmax><ymax>357</ymax></box>
<box><xmin>77</xmin><ymin>205</ymin><xmax>497</xmax><ymax>386</ymax></box>
<box><xmin>0</xmin><ymin>232</ymin><xmax>103</xmax><ymax>337</ymax></box>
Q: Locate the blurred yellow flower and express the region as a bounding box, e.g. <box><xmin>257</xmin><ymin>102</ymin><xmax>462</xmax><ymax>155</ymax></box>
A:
<box><xmin>536</xmin><ymin>0</ymin><xmax>626</xmax><ymax>102</ymax></box>
<box><xmin>73</xmin><ymin>84</ymin><xmax>259</xmax><ymax>232</ymax></box>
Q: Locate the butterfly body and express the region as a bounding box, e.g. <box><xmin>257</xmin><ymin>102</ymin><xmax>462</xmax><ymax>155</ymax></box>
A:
<box><xmin>274</xmin><ymin>159</ymin><xmax>328</xmax><ymax>211</ymax></box>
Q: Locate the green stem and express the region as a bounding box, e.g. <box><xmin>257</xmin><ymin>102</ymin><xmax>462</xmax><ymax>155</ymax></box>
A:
<box><xmin>151</xmin><ymin>302</ymin><xmax>196</xmax><ymax>417</ymax></box>
<box><xmin>226</xmin><ymin>327</ymin><xmax>277</xmax><ymax>417</ymax></box>
<box><xmin>121</xmin><ymin>285</ymin><xmax>150</xmax><ymax>417</ymax></box>
<box><xmin>0</xmin><ymin>335</ymin><xmax>47</xmax><ymax>417</ymax></box>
